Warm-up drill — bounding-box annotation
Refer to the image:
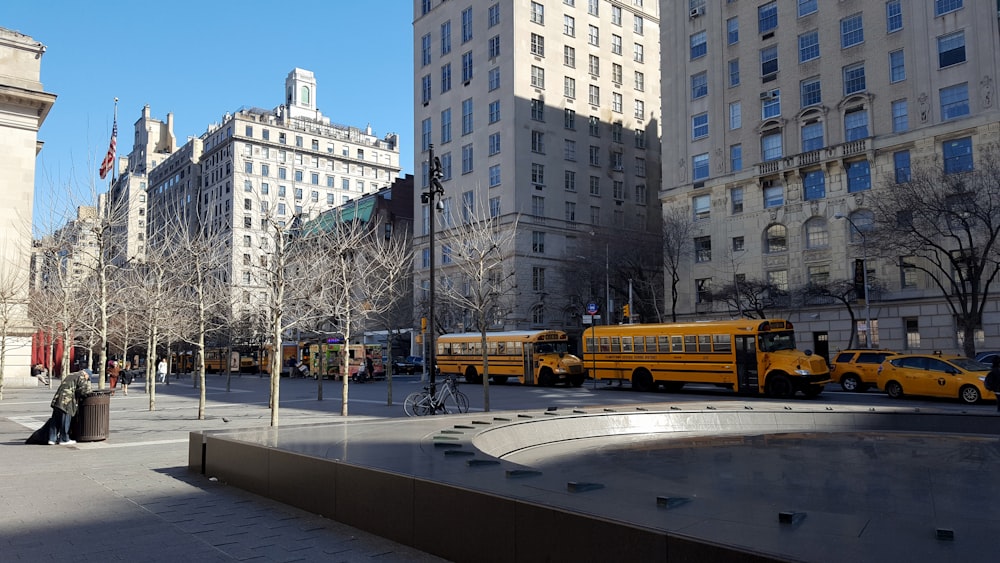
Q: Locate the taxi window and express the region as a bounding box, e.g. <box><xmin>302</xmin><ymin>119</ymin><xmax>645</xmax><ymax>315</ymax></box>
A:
<box><xmin>834</xmin><ymin>352</ymin><xmax>854</xmax><ymax>363</ymax></box>
<box><xmin>925</xmin><ymin>358</ymin><xmax>953</xmax><ymax>373</ymax></box>
<box><xmin>896</xmin><ymin>356</ymin><xmax>926</xmax><ymax>369</ymax></box>
<box><xmin>856</xmin><ymin>352</ymin><xmax>886</xmax><ymax>364</ymax></box>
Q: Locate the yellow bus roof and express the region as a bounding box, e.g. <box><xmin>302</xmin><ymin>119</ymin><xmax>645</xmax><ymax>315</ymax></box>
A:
<box><xmin>586</xmin><ymin>319</ymin><xmax>794</xmax><ymax>334</ymax></box>
<box><xmin>437</xmin><ymin>330</ymin><xmax>567</xmax><ymax>341</ymax></box>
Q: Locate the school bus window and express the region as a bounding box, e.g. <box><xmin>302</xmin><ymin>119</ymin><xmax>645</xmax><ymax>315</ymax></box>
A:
<box><xmin>684</xmin><ymin>335</ymin><xmax>697</xmax><ymax>352</ymax></box>
<box><xmin>634</xmin><ymin>337</ymin><xmax>644</xmax><ymax>352</ymax></box>
<box><xmin>622</xmin><ymin>337</ymin><xmax>633</xmax><ymax>352</ymax></box>
<box><xmin>658</xmin><ymin>336</ymin><xmax>670</xmax><ymax>352</ymax></box>
<box><xmin>672</xmin><ymin>335</ymin><xmax>683</xmax><ymax>352</ymax></box>
<box><xmin>611</xmin><ymin>337</ymin><xmax>621</xmax><ymax>352</ymax></box>
<box><xmin>600</xmin><ymin>337</ymin><xmax>611</xmax><ymax>352</ymax></box>
<box><xmin>698</xmin><ymin>335</ymin><xmax>712</xmax><ymax>352</ymax></box>
<box><xmin>714</xmin><ymin>334</ymin><xmax>732</xmax><ymax>353</ymax></box>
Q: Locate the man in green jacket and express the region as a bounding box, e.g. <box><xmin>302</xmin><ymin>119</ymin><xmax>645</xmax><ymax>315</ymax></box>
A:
<box><xmin>48</xmin><ymin>370</ymin><xmax>93</xmax><ymax>445</ymax></box>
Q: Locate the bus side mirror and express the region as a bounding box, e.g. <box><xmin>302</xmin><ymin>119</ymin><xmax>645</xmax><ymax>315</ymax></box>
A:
<box><xmin>804</xmin><ymin>349</ymin><xmax>813</xmax><ymax>356</ymax></box>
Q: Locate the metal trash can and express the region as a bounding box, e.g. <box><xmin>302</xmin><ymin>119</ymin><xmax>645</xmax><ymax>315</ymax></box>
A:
<box><xmin>73</xmin><ymin>389</ymin><xmax>112</xmax><ymax>442</ymax></box>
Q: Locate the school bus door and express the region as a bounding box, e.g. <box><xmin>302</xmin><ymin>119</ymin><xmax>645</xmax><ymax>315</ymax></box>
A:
<box><xmin>523</xmin><ymin>346</ymin><xmax>535</xmax><ymax>384</ymax></box>
<box><xmin>735</xmin><ymin>335</ymin><xmax>760</xmax><ymax>393</ymax></box>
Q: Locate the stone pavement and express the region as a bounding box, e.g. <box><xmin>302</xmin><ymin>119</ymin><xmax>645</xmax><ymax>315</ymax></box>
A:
<box><xmin>0</xmin><ymin>372</ymin><xmax>444</xmax><ymax>562</ymax></box>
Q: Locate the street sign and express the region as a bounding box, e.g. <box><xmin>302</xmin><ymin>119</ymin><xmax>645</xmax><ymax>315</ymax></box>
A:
<box><xmin>582</xmin><ymin>315</ymin><xmax>601</xmax><ymax>324</ymax></box>
<box><xmin>586</xmin><ymin>302</ymin><xmax>599</xmax><ymax>315</ymax></box>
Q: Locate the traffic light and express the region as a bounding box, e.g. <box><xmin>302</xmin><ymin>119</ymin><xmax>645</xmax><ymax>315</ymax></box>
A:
<box><xmin>622</xmin><ymin>304</ymin><xmax>630</xmax><ymax>319</ymax></box>
<box><xmin>421</xmin><ymin>317</ymin><xmax>428</xmax><ymax>332</ymax></box>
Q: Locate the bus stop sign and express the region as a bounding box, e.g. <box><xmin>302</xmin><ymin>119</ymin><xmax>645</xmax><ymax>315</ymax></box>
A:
<box><xmin>586</xmin><ymin>302</ymin><xmax>599</xmax><ymax>315</ymax></box>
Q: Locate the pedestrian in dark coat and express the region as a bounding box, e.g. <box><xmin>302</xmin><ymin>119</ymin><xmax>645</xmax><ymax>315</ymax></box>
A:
<box><xmin>986</xmin><ymin>357</ymin><xmax>1000</xmax><ymax>413</ymax></box>
<box><xmin>48</xmin><ymin>370</ymin><xmax>92</xmax><ymax>445</ymax></box>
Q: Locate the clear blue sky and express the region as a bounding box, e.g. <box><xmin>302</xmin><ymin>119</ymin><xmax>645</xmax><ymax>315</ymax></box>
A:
<box><xmin>5</xmin><ymin>1</ymin><xmax>415</xmax><ymax>233</ymax></box>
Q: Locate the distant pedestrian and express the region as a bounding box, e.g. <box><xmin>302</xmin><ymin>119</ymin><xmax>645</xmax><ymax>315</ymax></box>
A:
<box><xmin>120</xmin><ymin>366</ymin><xmax>134</xmax><ymax>396</ymax></box>
<box><xmin>986</xmin><ymin>357</ymin><xmax>1000</xmax><ymax>413</ymax></box>
<box><xmin>157</xmin><ymin>358</ymin><xmax>167</xmax><ymax>383</ymax></box>
<box><xmin>108</xmin><ymin>360</ymin><xmax>120</xmax><ymax>395</ymax></box>
<box><xmin>48</xmin><ymin>370</ymin><xmax>92</xmax><ymax>445</ymax></box>
<box><xmin>365</xmin><ymin>354</ymin><xmax>375</xmax><ymax>381</ymax></box>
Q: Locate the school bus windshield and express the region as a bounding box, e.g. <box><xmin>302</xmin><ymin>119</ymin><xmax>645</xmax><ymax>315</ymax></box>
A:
<box><xmin>759</xmin><ymin>331</ymin><xmax>796</xmax><ymax>353</ymax></box>
<box><xmin>535</xmin><ymin>342</ymin><xmax>569</xmax><ymax>354</ymax></box>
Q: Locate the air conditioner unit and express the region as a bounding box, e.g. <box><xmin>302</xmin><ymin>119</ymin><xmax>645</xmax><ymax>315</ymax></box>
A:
<box><xmin>690</xmin><ymin>6</ymin><xmax>704</xmax><ymax>18</ymax></box>
<box><xmin>759</xmin><ymin>92</ymin><xmax>773</xmax><ymax>101</ymax></box>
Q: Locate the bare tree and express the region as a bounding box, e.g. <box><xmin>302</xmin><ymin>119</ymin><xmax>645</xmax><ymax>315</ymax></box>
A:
<box><xmin>436</xmin><ymin>205</ymin><xmax>519</xmax><ymax>412</ymax></box>
<box><xmin>710</xmin><ymin>277</ymin><xmax>788</xmax><ymax>319</ymax></box>
<box><xmin>868</xmin><ymin>143</ymin><xmax>1000</xmax><ymax>357</ymax></box>
<box><xmin>364</xmin><ymin>231</ymin><xmax>415</xmax><ymax>406</ymax></box>
<box><xmin>0</xmin><ymin>256</ymin><xmax>28</xmax><ymax>400</ymax></box>
<box><xmin>662</xmin><ymin>206</ymin><xmax>694</xmax><ymax>322</ymax></box>
<box><xmin>306</xmin><ymin>214</ymin><xmax>412</xmax><ymax>417</ymax></box>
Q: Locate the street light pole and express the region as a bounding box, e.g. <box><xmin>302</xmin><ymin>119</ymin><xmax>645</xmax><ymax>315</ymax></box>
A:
<box><xmin>423</xmin><ymin>145</ymin><xmax>445</xmax><ymax>391</ymax></box>
<box><xmin>835</xmin><ymin>213</ymin><xmax>873</xmax><ymax>348</ymax></box>
<box><xmin>605</xmin><ymin>243</ymin><xmax>610</xmax><ymax>325</ymax></box>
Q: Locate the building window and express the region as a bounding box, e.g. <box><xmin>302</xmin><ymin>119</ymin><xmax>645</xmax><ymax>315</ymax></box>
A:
<box><xmin>807</xmin><ymin>264</ymin><xmax>830</xmax><ymax>285</ymax></box>
<box><xmin>803</xmin><ymin>170</ymin><xmax>825</xmax><ymax>200</ymax></box>
<box><xmin>488</xmin><ymin>67</ymin><xmax>500</xmax><ymax>91</ymax></box>
<box><xmin>765</xmin><ymin>224</ymin><xmax>788</xmax><ymax>253</ymax></box>
<box><xmin>847</xmin><ymin>160</ymin><xmax>871</xmax><ymax>192</ymax></box>
<box><xmin>633</xmin><ymin>43</ymin><xmax>643</xmax><ymax>63</ymax></box>
<box><xmin>565</xmin><ymin>201</ymin><xmax>576</xmax><ymax>221</ymax></box>
<box><xmin>532</xmin><ymin>267</ymin><xmax>546</xmax><ymax>291</ymax></box>
<box><xmin>900</xmin><ymin>257</ymin><xmax>918</xmax><ymax>288</ymax></box>
<box><xmin>441</xmin><ymin>21</ymin><xmax>452</xmax><ymax>55</ymax></box>
<box><xmin>892</xmin><ymin>100</ymin><xmax>909</xmax><ymax>133</ymax></box>
<box><xmin>611</xmin><ymin>63</ymin><xmax>623</xmax><ymax>86</ymax></box>
<box><xmin>894</xmin><ymin>150</ymin><xmax>911</xmax><ymax>183</ymax></box>
<box><xmin>489</xmin><ymin>100</ymin><xmax>501</xmax><ymax>123</ymax></box>
<box><xmin>841</xmin><ymin>13</ymin><xmax>864</xmax><ymax>48</ymax></box>
<box><xmin>692</xmin><ymin>113</ymin><xmax>709</xmax><ymax>140</ymax></box>
<box><xmin>904</xmin><ymin>318</ymin><xmax>920</xmax><ymax>348</ymax></box>
<box><xmin>564</xmin><ymin>45</ymin><xmax>576</xmax><ymax>68</ymax></box>
<box><xmin>532</xmin><ymin>231</ymin><xmax>545</xmax><ymax>253</ymax></box>
<box><xmin>565</xmin><ymin>170</ymin><xmax>576</xmax><ymax>191</ymax></box>
<box><xmin>763</xmin><ymin>184</ymin><xmax>784</xmax><ymax>208</ymax></box>
<box><xmin>462</xmin><ymin>7</ymin><xmax>473</xmax><ymax>41</ymax></box>
<box><xmin>727</xmin><ymin>17</ymin><xmax>739</xmax><ymax>45</ymax></box>
<box><xmin>801</xmin><ymin>121</ymin><xmax>824</xmax><ymax>152</ymax></box>
<box><xmin>563</xmin><ymin>15</ymin><xmax>575</xmax><ymax>37</ymax></box>
<box><xmin>691</xmin><ymin>72</ymin><xmax>707</xmax><ymax>99</ymax></box>
<box><xmin>886</xmin><ymin>0</ymin><xmax>903</xmax><ymax>32</ymax></box>
<box><xmin>564</xmin><ymin>109</ymin><xmax>576</xmax><ymax>130</ymax></box>
<box><xmin>800</xmin><ymin>78</ymin><xmax>821</xmax><ymax>107</ymax></box>
<box><xmin>531</xmin><ymin>130</ymin><xmax>545</xmax><ymax>154</ymax></box>
<box><xmin>762</xmin><ymin>89</ymin><xmax>781</xmax><ymax>119</ymax></box>
<box><xmin>531</xmin><ymin>163</ymin><xmax>544</xmax><ymax>186</ymax></box>
<box><xmin>690</xmin><ymin>31</ymin><xmax>707</xmax><ymax>60</ymax></box>
<box><xmin>462</xmin><ymin>98</ymin><xmax>473</xmax><ymax>135</ymax></box>
<box><xmin>531</xmin><ymin>99</ymin><xmax>544</xmax><ymax>121</ymax></box>
<box><xmin>935</xmin><ymin>0</ymin><xmax>963</xmax><ymax>17</ymax></box>
<box><xmin>612</xmin><ymin>180</ymin><xmax>624</xmax><ymax>200</ymax></box>
<box><xmin>695</xmin><ymin>236</ymin><xmax>712</xmax><ymax>263</ymax></box>
<box><xmin>610</xmin><ymin>34</ymin><xmax>622</xmax><ymax>55</ymax></box>
<box><xmin>634</xmin><ymin>70</ymin><xmax>644</xmax><ymax>92</ymax></box>
<box><xmin>680</xmin><ymin>149</ymin><xmax>708</xmax><ymax>183</ymax></box>
<box><xmin>727</xmin><ymin>59</ymin><xmax>740</xmax><ymax>88</ymax></box>
<box><xmin>805</xmin><ymin>218</ymin><xmax>829</xmax><ymax>249</ymax></box>
<box><xmin>588</xmin><ymin>25</ymin><xmax>599</xmax><ymax>46</ymax></box>
<box><xmin>693</xmin><ymin>194</ymin><xmax>710</xmax><ymax>220</ymax></box>
<box><xmin>798</xmin><ymin>0</ymin><xmax>817</xmax><ymax>17</ymax></box>
<box><xmin>845</xmin><ymin>107</ymin><xmax>869</xmax><ymax>140</ymax></box>
<box><xmin>462</xmin><ymin>52</ymin><xmax>473</xmax><ymax>82</ymax></box>
<box><xmin>588</xmin><ymin>55</ymin><xmax>600</xmax><ymax>76</ymax></box>
<box><xmin>421</xmin><ymin>33</ymin><xmax>432</xmax><ymax>66</ymax></box>
<box><xmin>940</xmin><ymin>83</ymin><xmax>970</xmax><ymax>120</ymax></box>
<box><xmin>489</xmin><ymin>164</ymin><xmax>501</xmax><ymax>187</ymax></box>
<box><xmin>761</xmin><ymin>131</ymin><xmax>782</xmax><ymax>161</ymax></box>
<box><xmin>798</xmin><ymin>31</ymin><xmax>819</xmax><ymax>63</ymax></box>
<box><xmin>462</xmin><ymin>144</ymin><xmax>474</xmax><ymax>174</ymax></box>
<box><xmin>589</xmin><ymin>0</ymin><xmax>599</xmax><ymax>17</ymax></box>
<box><xmin>943</xmin><ymin>137</ymin><xmax>973</xmax><ymax>174</ymax></box>
<box><xmin>696</xmin><ymin>278</ymin><xmax>712</xmax><ymax>304</ymax></box>
<box><xmin>441</xmin><ymin>109</ymin><xmax>452</xmax><ymax>143</ymax></box>
<box><xmin>421</xmin><ymin>118</ymin><xmax>432</xmax><ymax>151</ymax></box>
<box><xmin>760</xmin><ymin>46</ymin><xmax>778</xmax><ymax>77</ymax></box>
<box><xmin>531</xmin><ymin>33</ymin><xmax>544</xmax><ymax>56</ymax></box>
<box><xmin>635</xmin><ymin>129</ymin><xmax>646</xmax><ymax>149</ymax></box>
<box><xmin>590</xmin><ymin>206</ymin><xmax>600</xmax><ymax>226</ymax></box>
<box><xmin>612</xmin><ymin>92</ymin><xmax>623</xmax><ymax>113</ymax></box>
<box><xmin>489</xmin><ymin>132</ymin><xmax>501</xmax><ymax>155</ymax></box>
<box><xmin>889</xmin><ymin>50</ymin><xmax>906</xmax><ymax>83</ymax></box>
<box><xmin>758</xmin><ymin>2</ymin><xmax>778</xmax><ymax>34</ymax></box>
<box><xmin>634</xmin><ymin>100</ymin><xmax>645</xmax><ymax>120</ymax></box>
<box><xmin>729</xmin><ymin>102</ymin><xmax>742</xmax><ymax>130</ymax></box>
<box><xmin>938</xmin><ymin>32</ymin><xmax>966</xmax><ymax>69</ymax></box>
<box><xmin>634</xmin><ymin>15</ymin><xmax>644</xmax><ymax>35</ymax></box>
<box><xmin>530</xmin><ymin>65</ymin><xmax>545</xmax><ymax>89</ymax></box>
<box><xmin>730</xmin><ymin>145</ymin><xmax>743</xmax><ymax>172</ymax></box>
<box><xmin>730</xmin><ymin>187</ymin><xmax>744</xmax><ymax>214</ymax></box>
<box><xmin>588</xmin><ymin>115</ymin><xmax>600</xmax><ymax>137</ymax></box>
<box><xmin>635</xmin><ymin>157</ymin><xmax>646</xmax><ymax>177</ymax></box>
<box><xmin>440</xmin><ymin>64</ymin><xmax>452</xmax><ymax>93</ymax></box>
<box><xmin>843</xmin><ymin>63</ymin><xmax>866</xmax><ymax>95</ymax></box>
<box><xmin>611</xmin><ymin>4</ymin><xmax>621</xmax><ymax>25</ymax></box>
<box><xmin>589</xmin><ymin>175</ymin><xmax>600</xmax><ymax>195</ymax></box>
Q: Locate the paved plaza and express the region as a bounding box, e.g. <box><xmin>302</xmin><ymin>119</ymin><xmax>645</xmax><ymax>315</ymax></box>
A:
<box><xmin>0</xmin><ymin>373</ymin><xmax>443</xmax><ymax>562</ymax></box>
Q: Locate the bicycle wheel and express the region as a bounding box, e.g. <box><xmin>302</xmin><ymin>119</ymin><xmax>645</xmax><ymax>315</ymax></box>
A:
<box><xmin>454</xmin><ymin>391</ymin><xmax>470</xmax><ymax>413</ymax></box>
<box><xmin>404</xmin><ymin>391</ymin><xmax>431</xmax><ymax>416</ymax></box>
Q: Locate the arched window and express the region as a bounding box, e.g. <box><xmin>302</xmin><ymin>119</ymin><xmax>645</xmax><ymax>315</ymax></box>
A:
<box><xmin>764</xmin><ymin>224</ymin><xmax>788</xmax><ymax>253</ymax></box>
<box><xmin>300</xmin><ymin>86</ymin><xmax>311</xmax><ymax>105</ymax></box>
<box><xmin>804</xmin><ymin>217</ymin><xmax>829</xmax><ymax>249</ymax></box>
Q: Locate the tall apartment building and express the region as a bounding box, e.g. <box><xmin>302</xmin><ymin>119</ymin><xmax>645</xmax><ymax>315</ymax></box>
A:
<box><xmin>146</xmin><ymin>69</ymin><xmax>401</xmax><ymax>313</ymax></box>
<box><xmin>107</xmin><ymin>105</ymin><xmax>177</xmax><ymax>266</ymax></box>
<box><xmin>661</xmin><ymin>1</ymin><xmax>1000</xmax><ymax>355</ymax></box>
<box><xmin>0</xmin><ymin>27</ymin><xmax>57</xmax><ymax>387</ymax></box>
<box><xmin>413</xmin><ymin>0</ymin><xmax>662</xmax><ymax>335</ymax></box>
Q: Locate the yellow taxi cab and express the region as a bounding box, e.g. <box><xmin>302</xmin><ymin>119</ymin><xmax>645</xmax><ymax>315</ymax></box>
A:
<box><xmin>829</xmin><ymin>349</ymin><xmax>899</xmax><ymax>392</ymax></box>
<box><xmin>876</xmin><ymin>352</ymin><xmax>997</xmax><ymax>404</ymax></box>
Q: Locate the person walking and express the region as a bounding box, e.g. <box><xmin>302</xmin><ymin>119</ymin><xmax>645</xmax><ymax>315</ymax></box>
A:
<box><xmin>119</xmin><ymin>364</ymin><xmax>134</xmax><ymax>396</ymax></box>
<box><xmin>365</xmin><ymin>354</ymin><xmax>375</xmax><ymax>381</ymax></box>
<box><xmin>986</xmin><ymin>357</ymin><xmax>1000</xmax><ymax>413</ymax></box>
<box><xmin>48</xmin><ymin>369</ymin><xmax>92</xmax><ymax>445</ymax></box>
<box><xmin>157</xmin><ymin>358</ymin><xmax>168</xmax><ymax>383</ymax></box>
<box><xmin>107</xmin><ymin>360</ymin><xmax>120</xmax><ymax>396</ymax></box>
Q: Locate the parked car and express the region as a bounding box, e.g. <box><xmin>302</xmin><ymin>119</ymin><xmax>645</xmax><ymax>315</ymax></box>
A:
<box><xmin>391</xmin><ymin>357</ymin><xmax>421</xmax><ymax>375</ymax></box>
<box><xmin>876</xmin><ymin>353</ymin><xmax>996</xmax><ymax>404</ymax></box>
<box><xmin>974</xmin><ymin>351</ymin><xmax>1000</xmax><ymax>365</ymax></box>
<box><xmin>829</xmin><ymin>349</ymin><xmax>899</xmax><ymax>392</ymax></box>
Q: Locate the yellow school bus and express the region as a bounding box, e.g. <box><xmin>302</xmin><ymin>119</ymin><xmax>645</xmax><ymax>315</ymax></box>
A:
<box><xmin>437</xmin><ymin>330</ymin><xmax>587</xmax><ymax>386</ymax></box>
<box><xmin>584</xmin><ymin>319</ymin><xmax>830</xmax><ymax>398</ymax></box>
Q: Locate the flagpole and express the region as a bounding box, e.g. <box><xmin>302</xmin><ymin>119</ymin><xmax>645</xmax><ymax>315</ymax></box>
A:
<box><xmin>110</xmin><ymin>97</ymin><xmax>118</xmax><ymax>184</ymax></box>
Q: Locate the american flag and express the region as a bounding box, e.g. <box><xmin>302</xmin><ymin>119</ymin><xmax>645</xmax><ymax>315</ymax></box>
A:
<box><xmin>99</xmin><ymin>120</ymin><xmax>117</xmax><ymax>180</ymax></box>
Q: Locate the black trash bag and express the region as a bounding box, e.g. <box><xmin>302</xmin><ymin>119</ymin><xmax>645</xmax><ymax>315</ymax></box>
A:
<box><xmin>26</xmin><ymin>418</ymin><xmax>53</xmax><ymax>445</ymax></box>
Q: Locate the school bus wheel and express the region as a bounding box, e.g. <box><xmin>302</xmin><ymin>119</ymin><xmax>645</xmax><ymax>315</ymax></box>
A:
<box><xmin>491</xmin><ymin>375</ymin><xmax>509</xmax><ymax>384</ymax></box>
<box><xmin>632</xmin><ymin>369</ymin><xmax>655</xmax><ymax>392</ymax></box>
<box><xmin>766</xmin><ymin>374</ymin><xmax>794</xmax><ymax>398</ymax></box>
<box><xmin>538</xmin><ymin>368</ymin><xmax>555</xmax><ymax>387</ymax></box>
<box><xmin>569</xmin><ymin>374</ymin><xmax>585</xmax><ymax>387</ymax></box>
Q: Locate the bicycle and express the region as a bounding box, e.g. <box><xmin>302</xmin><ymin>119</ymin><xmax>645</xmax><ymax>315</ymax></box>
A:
<box><xmin>403</xmin><ymin>375</ymin><xmax>470</xmax><ymax>416</ymax></box>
